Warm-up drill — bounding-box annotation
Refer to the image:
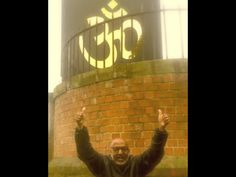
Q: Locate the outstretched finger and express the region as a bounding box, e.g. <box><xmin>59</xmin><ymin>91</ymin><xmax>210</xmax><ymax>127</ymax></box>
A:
<box><xmin>81</xmin><ymin>107</ymin><xmax>86</xmax><ymax>113</ymax></box>
<box><xmin>158</xmin><ymin>109</ymin><xmax>162</xmax><ymax>115</ymax></box>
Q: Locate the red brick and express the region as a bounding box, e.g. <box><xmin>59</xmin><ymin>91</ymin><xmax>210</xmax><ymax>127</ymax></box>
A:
<box><xmin>143</xmin><ymin>123</ymin><xmax>154</xmax><ymax>130</ymax></box>
<box><xmin>119</xmin><ymin>101</ymin><xmax>130</xmax><ymax>109</ymax></box>
<box><xmin>165</xmin><ymin>147</ymin><xmax>174</xmax><ymax>155</ymax></box>
<box><xmin>139</xmin><ymin>115</ymin><xmax>157</xmax><ymax>123</ymax></box>
<box><xmin>86</xmin><ymin>119</ymin><xmax>96</xmax><ymax>126</ymax></box>
<box><xmin>105</xmin><ymin>81</ymin><xmax>113</xmax><ymax>88</ymax></box>
<box><xmin>97</xmin><ymin>96</ymin><xmax>106</xmax><ymax>104</ymax></box>
<box><xmin>129</xmin><ymin>84</ymin><xmax>144</xmax><ymax>92</ymax></box>
<box><xmin>177</xmin><ymin>122</ymin><xmax>187</xmax><ymax>130</ymax></box>
<box><xmin>159</xmin><ymin>83</ymin><xmax>171</xmax><ymax>90</ymax></box>
<box><xmin>120</xmin><ymin>116</ymin><xmax>140</xmax><ymax>123</ymax></box>
<box><xmin>131</xmin><ymin>92</ymin><xmax>144</xmax><ymax>100</ymax></box>
<box><xmin>174</xmin><ymin>73</ymin><xmax>187</xmax><ymax>82</ymax></box>
<box><xmin>112</xmin><ymin>133</ymin><xmax>120</xmax><ymax>139</ymax></box>
<box><xmin>141</xmin><ymin>131</ymin><xmax>153</xmax><ymax>139</ymax></box>
<box><xmin>99</xmin><ymin>104</ymin><xmax>109</xmax><ymax>111</ymax></box>
<box><xmin>109</xmin><ymin>109</ymin><xmax>127</xmax><ymax>117</ymax></box>
<box><xmin>184</xmin><ymin>148</ymin><xmax>188</xmax><ymax>155</ymax></box>
<box><xmin>100</xmin><ymin>141</ymin><xmax>110</xmax><ymax>149</ymax></box>
<box><xmin>100</xmin><ymin>125</ymin><xmax>115</xmax><ymax>133</ymax></box>
<box><xmin>116</xmin><ymin>86</ymin><xmax>127</xmax><ymax>93</ymax></box>
<box><xmin>166</xmin><ymin>122</ymin><xmax>177</xmax><ymax>129</ymax></box>
<box><xmin>109</xmin><ymin>102</ymin><xmax>121</xmax><ymax>110</ymax></box>
<box><xmin>144</xmin><ymin>139</ymin><xmax>151</xmax><ymax>147</ymax></box>
<box><xmin>176</xmin><ymin>106</ymin><xmax>187</xmax><ymax>114</ymax></box>
<box><xmin>95</xmin><ymin>134</ymin><xmax>102</xmax><ymax>141</ymax></box>
<box><xmin>145</xmin><ymin>107</ymin><xmax>155</xmax><ymax>115</ymax></box>
<box><xmin>129</xmin><ymin>78</ymin><xmax>143</xmax><ymax>84</ymax></box>
<box><xmin>102</xmin><ymin>133</ymin><xmax>112</xmax><ymax>140</ymax></box>
<box><xmin>176</xmin><ymin>91</ymin><xmax>188</xmax><ymax>98</ymax></box>
<box><xmin>144</xmin><ymin>91</ymin><xmax>155</xmax><ymax>99</ymax></box>
<box><xmin>165</xmin><ymin>106</ymin><xmax>176</xmax><ymax>114</ymax></box>
<box><xmin>105</xmin><ymin>95</ymin><xmax>113</xmax><ymax>103</ymax></box>
<box><xmin>117</xmin><ymin>93</ymin><xmax>128</xmax><ymax>101</ymax></box>
<box><xmin>89</xmin><ymin>126</ymin><xmax>100</xmax><ymax>134</ymax></box>
<box><xmin>174</xmin><ymin>147</ymin><xmax>185</xmax><ymax>156</ymax></box>
<box><xmin>152</xmin><ymin>75</ymin><xmax>162</xmax><ymax>83</ymax></box>
<box><xmin>100</xmin><ymin>88</ymin><xmax>115</xmax><ymax>96</ymax></box>
<box><xmin>172</xmin><ymin>115</ymin><xmax>187</xmax><ymax>122</ymax></box>
<box><xmin>143</xmin><ymin>83</ymin><xmax>157</xmax><ymax>91</ymax></box>
<box><xmin>158</xmin><ymin>91</ymin><xmax>178</xmax><ymax>98</ymax></box>
<box><xmin>167</xmin><ymin>139</ymin><xmax>178</xmax><ymax>147</ymax></box>
<box><xmin>113</xmin><ymin>79</ymin><xmax>126</xmax><ymax>87</ymax></box>
<box><xmin>121</xmin><ymin>132</ymin><xmax>141</xmax><ymax>139</ymax></box>
<box><xmin>178</xmin><ymin>139</ymin><xmax>188</xmax><ymax>147</ymax></box>
<box><xmin>131</xmin><ymin>147</ymin><xmax>143</xmax><ymax>155</ymax></box>
<box><xmin>138</xmin><ymin>100</ymin><xmax>152</xmax><ymax>107</ymax></box>
<box><xmin>135</xmin><ymin>139</ymin><xmax>144</xmax><ymax>147</ymax></box>
<box><xmin>102</xmin><ymin>110</ymin><xmax>116</xmax><ymax>117</ymax></box>
<box><xmin>114</xmin><ymin>94</ymin><xmax>127</xmax><ymax>101</ymax></box>
<box><xmin>162</xmin><ymin>73</ymin><xmax>175</xmax><ymax>82</ymax></box>
<box><xmin>143</xmin><ymin>77</ymin><xmax>153</xmax><ymax>83</ymax></box>
<box><xmin>126</xmin><ymin>109</ymin><xmax>145</xmax><ymax>116</ymax></box>
<box><xmin>124</xmin><ymin>124</ymin><xmax>136</xmax><ymax>132</ymax></box>
<box><xmin>113</xmin><ymin>125</ymin><xmax>123</xmax><ymax>132</ymax></box>
<box><xmin>124</xmin><ymin>123</ymin><xmax>143</xmax><ymax>132</ymax></box>
<box><xmin>174</xmin><ymin>81</ymin><xmax>187</xmax><ymax>89</ymax></box>
<box><xmin>100</xmin><ymin>118</ymin><xmax>111</xmax><ymax>126</ymax></box>
<box><xmin>168</xmin><ymin>130</ymin><xmax>185</xmax><ymax>139</ymax></box>
<box><xmin>160</xmin><ymin>98</ymin><xmax>175</xmax><ymax>106</ymax></box>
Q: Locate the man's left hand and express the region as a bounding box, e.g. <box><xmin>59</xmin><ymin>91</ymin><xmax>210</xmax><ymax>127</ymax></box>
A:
<box><xmin>158</xmin><ymin>109</ymin><xmax>169</xmax><ymax>131</ymax></box>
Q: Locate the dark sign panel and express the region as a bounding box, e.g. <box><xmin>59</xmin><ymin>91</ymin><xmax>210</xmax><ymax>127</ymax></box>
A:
<box><xmin>61</xmin><ymin>0</ymin><xmax>162</xmax><ymax>79</ymax></box>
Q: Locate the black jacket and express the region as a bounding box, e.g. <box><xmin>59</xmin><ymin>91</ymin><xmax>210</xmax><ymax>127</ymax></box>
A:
<box><xmin>75</xmin><ymin>127</ymin><xmax>168</xmax><ymax>177</ymax></box>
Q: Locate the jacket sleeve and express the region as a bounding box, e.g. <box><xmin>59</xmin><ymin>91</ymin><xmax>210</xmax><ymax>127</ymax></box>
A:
<box><xmin>75</xmin><ymin>126</ymin><xmax>105</xmax><ymax>176</ymax></box>
<box><xmin>137</xmin><ymin>128</ymin><xmax>168</xmax><ymax>176</ymax></box>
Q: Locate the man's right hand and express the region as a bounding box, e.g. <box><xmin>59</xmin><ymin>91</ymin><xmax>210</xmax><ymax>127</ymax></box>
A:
<box><xmin>158</xmin><ymin>109</ymin><xmax>169</xmax><ymax>131</ymax></box>
<box><xmin>74</xmin><ymin>107</ymin><xmax>86</xmax><ymax>129</ymax></box>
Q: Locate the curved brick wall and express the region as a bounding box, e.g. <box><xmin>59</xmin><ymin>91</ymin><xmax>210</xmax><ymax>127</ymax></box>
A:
<box><xmin>52</xmin><ymin>59</ymin><xmax>187</xmax><ymax>159</ymax></box>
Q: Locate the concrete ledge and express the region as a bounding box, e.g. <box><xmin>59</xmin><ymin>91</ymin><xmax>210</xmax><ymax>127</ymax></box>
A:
<box><xmin>53</xmin><ymin>82</ymin><xmax>67</xmax><ymax>99</ymax></box>
<box><xmin>49</xmin><ymin>155</ymin><xmax>187</xmax><ymax>177</ymax></box>
<box><xmin>53</xmin><ymin>59</ymin><xmax>187</xmax><ymax>99</ymax></box>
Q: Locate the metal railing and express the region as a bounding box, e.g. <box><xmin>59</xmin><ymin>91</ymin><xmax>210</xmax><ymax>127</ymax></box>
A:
<box><xmin>61</xmin><ymin>8</ymin><xmax>187</xmax><ymax>81</ymax></box>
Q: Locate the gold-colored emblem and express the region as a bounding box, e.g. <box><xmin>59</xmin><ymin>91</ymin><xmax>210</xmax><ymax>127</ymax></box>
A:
<box><xmin>79</xmin><ymin>0</ymin><xmax>143</xmax><ymax>68</ymax></box>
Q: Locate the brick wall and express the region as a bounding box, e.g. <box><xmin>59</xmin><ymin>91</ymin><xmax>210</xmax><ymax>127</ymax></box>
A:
<box><xmin>52</xmin><ymin>59</ymin><xmax>188</xmax><ymax>158</ymax></box>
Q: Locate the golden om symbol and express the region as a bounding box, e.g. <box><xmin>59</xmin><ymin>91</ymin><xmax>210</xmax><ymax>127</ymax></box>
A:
<box><xmin>79</xmin><ymin>0</ymin><xmax>143</xmax><ymax>69</ymax></box>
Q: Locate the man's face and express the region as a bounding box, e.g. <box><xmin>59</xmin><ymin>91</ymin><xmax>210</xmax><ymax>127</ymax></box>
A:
<box><xmin>110</xmin><ymin>138</ymin><xmax>130</xmax><ymax>166</ymax></box>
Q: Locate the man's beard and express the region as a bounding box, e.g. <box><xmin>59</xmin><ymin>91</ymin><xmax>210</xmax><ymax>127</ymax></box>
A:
<box><xmin>113</xmin><ymin>155</ymin><xmax>129</xmax><ymax>165</ymax></box>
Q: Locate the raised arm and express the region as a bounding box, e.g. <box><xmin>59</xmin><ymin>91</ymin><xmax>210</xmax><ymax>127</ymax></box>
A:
<box><xmin>137</xmin><ymin>109</ymin><xmax>169</xmax><ymax>176</ymax></box>
<box><xmin>74</xmin><ymin>107</ymin><xmax>105</xmax><ymax>176</ymax></box>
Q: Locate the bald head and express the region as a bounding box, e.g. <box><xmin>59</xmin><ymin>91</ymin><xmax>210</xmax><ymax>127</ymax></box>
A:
<box><xmin>110</xmin><ymin>138</ymin><xmax>129</xmax><ymax>148</ymax></box>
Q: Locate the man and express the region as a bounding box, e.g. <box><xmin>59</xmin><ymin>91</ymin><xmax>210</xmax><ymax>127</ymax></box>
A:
<box><xmin>74</xmin><ymin>107</ymin><xmax>169</xmax><ymax>177</ymax></box>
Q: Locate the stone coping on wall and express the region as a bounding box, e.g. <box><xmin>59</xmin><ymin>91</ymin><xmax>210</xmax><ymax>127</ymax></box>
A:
<box><xmin>48</xmin><ymin>155</ymin><xmax>188</xmax><ymax>177</ymax></box>
<box><xmin>53</xmin><ymin>59</ymin><xmax>187</xmax><ymax>99</ymax></box>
